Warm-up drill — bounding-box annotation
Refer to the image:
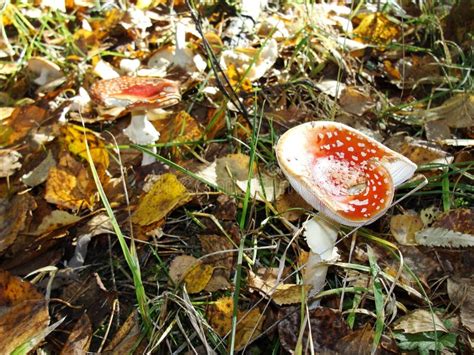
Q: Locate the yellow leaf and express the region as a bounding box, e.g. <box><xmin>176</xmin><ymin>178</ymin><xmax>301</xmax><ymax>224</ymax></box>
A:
<box><xmin>169</xmin><ymin>255</ymin><xmax>213</xmax><ymax>294</ymax></box>
<box><xmin>353</xmin><ymin>13</ymin><xmax>400</xmax><ymax>45</ymax></box>
<box><xmin>61</xmin><ymin>124</ymin><xmax>109</xmax><ymax>172</ymax></box>
<box><xmin>226</xmin><ymin>64</ymin><xmax>253</xmax><ymax>93</ymax></box>
<box><xmin>132</xmin><ymin>173</ymin><xmax>190</xmax><ymax>226</ymax></box>
<box><xmin>45</xmin><ymin>152</ymin><xmax>97</xmax><ymax>211</ymax></box>
<box><xmin>207</xmin><ymin>296</ymin><xmax>265</xmax><ymax>350</ymax></box>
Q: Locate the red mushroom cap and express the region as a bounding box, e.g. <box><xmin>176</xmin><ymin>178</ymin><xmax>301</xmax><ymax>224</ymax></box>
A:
<box><xmin>276</xmin><ymin>121</ymin><xmax>417</xmax><ymax>226</ymax></box>
<box><xmin>89</xmin><ymin>76</ymin><xmax>181</xmax><ymax>110</ymax></box>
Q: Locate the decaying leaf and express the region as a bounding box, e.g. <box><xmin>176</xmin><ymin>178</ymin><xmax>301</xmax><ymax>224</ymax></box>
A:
<box><xmin>199</xmin><ymin>235</ymin><xmax>234</xmax><ymax>291</ymax></box>
<box><xmin>339</xmin><ymin>86</ymin><xmax>374</xmax><ymax>116</ymax></box>
<box><xmin>416</xmin><ymin>208</ymin><xmax>474</xmax><ymax>247</ymax></box>
<box><xmin>275</xmin><ymin>189</ymin><xmax>312</xmax><ymax>221</ymax></box>
<box><xmin>0</xmin><ymin>148</ymin><xmax>21</xmax><ymax>177</ymax></box>
<box><xmin>0</xmin><ymin>193</ymin><xmax>36</xmax><ymax>254</ymax></box>
<box><xmin>0</xmin><ymin>269</ymin><xmax>50</xmax><ymax>353</ymax></box>
<box><xmin>132</xmin><ymin>173</ymin><xmax>190</xmax><ymax>226</ymax></box>
<box><xmin>394</xmin><ymin>309</ymin><xmax>447</xmax><ymax>333</ymax></box>
<box><xmin>447</xmin><ymin>277</ymin><xmax>474</xmax><ymax>332</ymax></box>
<box><xmin>60</xmin><ymin>313</ymin><xmax>92</xmax><ymax>355</ymax></box>
<box><xmin>353</xmin><ymin>12</ymin><xmax>400</xmax><ymax>45</ymax></box>
<box><xmin>207</xmin><ymin>296</ymin><xmax>265</xmax><ymax>351</ymax></box>
<box><xmin>0</xmin><ymin>105</ymin><xmax>48</xmax><ymax>147</ymax></box>
<box><xmin>45</xmin><ymin>152</ymin><xmax>97</xmax><ymax>211</ymax></box>
<box><xmin>390</xmin><ymin>212</ymin><xmax>424</xmax><ymax>245</ymax></box>
<box><xmin>278</xmin><ymin>306</ymin><xmax>350</xmax><ymax>353</ymax></box>
<box><xmin>104</xmin><ymin>311</ymin><xmax>143</xmax><ymax>353</ymax></box>
<box><xmin>21</xmin><ymin>150</ymin><xmax>56</xmax><ymax>187</ymax></box>
<box><xmin>169</xmin><ymin>255</ymin><xmax>213</xmax><ymax>294</ymax></box>
<box><xmin>34</xmin><ymin>210</ymin><xmax>82</xmax><ymax>236</ymax></box>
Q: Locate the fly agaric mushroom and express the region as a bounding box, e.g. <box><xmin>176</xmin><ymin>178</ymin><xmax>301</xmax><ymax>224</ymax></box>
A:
<box><xmin>276</xmin><ymin>121</ymin><xmax>417</xmax><ymax>226</ymax></box>
<box><xmin>90</xmin><ymin>76</ymin><xmax>181</xmax><ymax>165</ymax></box>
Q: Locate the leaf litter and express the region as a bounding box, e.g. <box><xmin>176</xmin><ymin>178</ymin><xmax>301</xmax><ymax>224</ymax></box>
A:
<box><xmin>0</xmin><ymin>0</ymin><xmax>473</xmax><ymax>353</ymax></box>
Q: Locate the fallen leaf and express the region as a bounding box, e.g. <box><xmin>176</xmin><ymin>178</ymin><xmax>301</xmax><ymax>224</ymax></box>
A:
<box><xmin>132</xmin><ymin>173</ymin><xmax>190</xmax><ymax>226</ymax></box>
<box><xmin>34</xmin><ymin>210</ymin><xmax>82</xmax><ymax>236</ymax></box>
<box><xmin>0</xmin><ymin>269</ymin><xmax>50</xmax><ymax>353</ymax></box>
<box><xmin>60</xmin><ymin>313</ymin><xmax>92</xmax><ymax>355</ymax></box>
<box><xmin>0</xmin><ymin>193</ymin><xmax>36</xmax><ymax>254</ymax></box>
<box><xmin>339</xmin><ymin>87</ymin><xmax>374</xmax><ymax>116</ymax></box>
<box><xmin>105</xmin><ymin>311</ymin><xmax>144</xmax><ymax>353</ymax></box>
<box><xmin>398</xmin><ymin>137</ymin><xmax>452</xmax><ymax>165</ymax></box>
<box><xmin>21</xmin><ymin>150</ymin><xmax>56</xmax><ymax>187</ymax></box>
<box><xmin>275</xmin><ymin>189</ymin><xmax>312</xmax><ymax>221</ymax></box>
<box><xmin>207</xmin><ymin>296</ymin><xmax>265</xmax><ymax>351</ymax></box>
<box><xmin>235</xmin><ymin>173</ymin><xmax>287</xmax><ymax>202</ymax></box>
<box><xmin>61</xmin><ymin>124</ymin><xmax>110</xmax><ymax>172</ymax></box>
<box><xmin>0</xmin><ymin>148</ymin><xmax>21</xmax><ymax>177</ymax></box>
<box><xmin>215</xmin><ymin>153</ymin><xmax>257</xmax><ymax>193</ymax></box>
<box><xmin>169</xmin><ymin>255</ymin><xmax>213</xmax><ymax>294</ymax></box>
<box><xmin>199</xmin><ymin>235</ymin><xmax>234</xmax><ymax>291</ymax></box>
<box><xmin>45</xmin><ymin>152</ymin><xmax>97</xmax><ymax>211</ymax></box>
<box><xmin>390</xmin><ymin>212</ymin><xmax>424</xmax><ymax>245</ymax></box>
<box><xmin>353</xmin><ymin>12</ymin><xmax>400</xmax><ymax>45</ymax></box>
<box><xmin>447</xmin><ymin>276</ymin><xmax>474</xmax><ymax>332</ymax></box>
<box><xmin>394</xmin><ymin>309</ymin><xmax>447</xmax><ymax>333</ymax></box>
<box><xmin>248</xmin><ymin>269</ymin><xmax>310</xmax><ymax>305</ymax></box>
<box><xmin>0</xmin><ymin>105</ymin><xmax>48</xmax><ymax>147</ymax></box>
<box><xmin>278</xmin><ymin>306</ymin><xmax>350</xmax><ymax>353</ymax></box>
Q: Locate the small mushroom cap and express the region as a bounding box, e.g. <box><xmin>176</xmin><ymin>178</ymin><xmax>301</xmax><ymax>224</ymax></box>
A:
<box><xmin>27</xmin><ymin>57</ymin><xmax>63</xmax><ymax>85</ymax></box>
<box><xmin>89</xmin><ymin>76</ymin><xmax>181</xmax><ymax>110</ymax></box>
<box><xmin>276</xmin><ymin>121</ymin><xmax>417</xmax><ymax>226</ymax></box>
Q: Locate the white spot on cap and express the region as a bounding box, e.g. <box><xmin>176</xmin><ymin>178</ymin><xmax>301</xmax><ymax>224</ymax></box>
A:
<box><xmin>348</xmin><ymin>146</ymin><xmax>354</xmax><ymax>152</ymax></box>
<box><xmin>327</xmin><ymin>132</ymin><xmax>333</xmax><ymax>138</ymax></box>
<box><xmin>352</xmin><ymin>155</ymin><xmax>359</xmax><ymax>161</ymax></box>
<box><xmin>361</xmin><ymin>152</ymin><xmax>367</xmax><ymax>157</ymax></box>
<box><xmin>358</xmin><ymin>142</ymin><xmax>365</xmax><ymax>147</ymax></box>
<box><xmin>336</xmin><ymin>140</ymin><xmax>344</xmax><ymax>147</ymax></box>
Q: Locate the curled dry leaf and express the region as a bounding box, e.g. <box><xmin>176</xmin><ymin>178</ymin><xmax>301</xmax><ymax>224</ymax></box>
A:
<box><xmin>339</xmin><ymin>86</ymin><xmax>374</xmax><ymax>116</ymax></box>
<box><xmin>34</xmin><ymin>210</ymin><xmax>82</xmax><ymax>236</ymax></box>
<box><xmin>169</xmin><ymin>255</ymin><xmax>213</xmax><ymax>294</ymax></box>
<box><xmin>0</xmin><ymin>148</ymin><xmax>21</xmax><ymax>177</ymax></box>
<box><xmin>235</xmin><ymin>173</ymin><xmax>288</xmax><ymax>202</ymax></box>
<box><xmin>132</xmin><ymin>173</ymin><xmax>190</xmax><ymax>227</ymax></box>
<box><xmin>275</xmin><ymin>189</ymin><xmax>312</xmax><ymax>221</ymax></box>
<box><xmin>207</xmin><ymin>296</ymin><xmax>265</xmax><ymax>351</ymax></box>
<box><xmin>394</xmin><ymin>309</ymin><xmax>447</xmax><ymax>333</ymax></box>
<box><xmin>0</xmin><ymin>269</ymin><xmax>50</xmax><ymax>353</ymax></box>
<box><xmin>104</xmin><ymin>311</ymin><xmax>143</xmax><ymax>353</ymax></box>
<box><xmin>0</xmin><ymin>105</ymin><xmax>47</xmax><ymax>147</ymax></box>
<box><xmin>248</xmin><ymin>269</ymin><xmax>311</xmax><ymax>305</ymax></box>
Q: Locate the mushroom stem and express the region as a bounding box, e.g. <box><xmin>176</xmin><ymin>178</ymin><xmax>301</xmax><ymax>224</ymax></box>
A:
<box><xmin>123</xmin><ymin>110</ymin><xmax>160</xmax><ymax>166</ymax></box>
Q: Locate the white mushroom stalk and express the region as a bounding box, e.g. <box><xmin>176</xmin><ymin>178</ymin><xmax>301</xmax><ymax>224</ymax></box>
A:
<box><xmin>90</xmin><ymin>76</ymin><xmax>181</xmax><ymax>165</ymax></box>
<box><xmin>276</xmin><ymin>121</ymin><xmax>417</xmax><ymax>295</ymax></box>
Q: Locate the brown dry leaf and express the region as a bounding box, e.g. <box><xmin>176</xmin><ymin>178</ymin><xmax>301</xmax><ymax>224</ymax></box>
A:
<box><xmin>60</xmin><ymin>313</ymin><xmax>92</xmax><ymax>355</ymax></box>
<box><xmin>336</xmin><ymin>324</ymin><xmax>398</xmax><ymax>354</ymax></box>
<box><xmin>390</xmin><ymin>212</ymin><xmax>424</xmax><ymax>245</ymax></box>
<box><xmin>422</xmin><ymin>94</ymin><xmax>474</xmax><ymax>128</ymax></box>
<box><xmin>394</xmin><ymin>309</ymin><xmax>447</xmax><ymax>333</ymax></box>
<box><xmin>155</xmin><ymin>111</ymin><xmax>204</xmax><ymax>158</ymax></box>
<box><xmin>0</xmin><ymin>269</ymin><xmax>50</xmax><ymax>353</ymax></box>
<box><xmin>207</xmin><ymin>296</ymin><xmax>265</xmax><ymax>351</ymax></box>
<box><xmin>248</xmin><ymin>269</ymin><xmax>310</xmax><ymax>305</ymax></box>
<box><xmin>169</xmin><ymin>255</ymin><xmax>213</xmax><ymax>294</ymax></box>
<box><xmin>0</xmin><ymin>105</ymin><xmax>48</xmax><ymax>147</ymax></box>
<box><xmin>0</xmin><ymin>148</ymin><xmax>21</xmax><ymax>177</ymax></box>
<box><xmin>0</xmin><ymin>192</ymin><xmax>36</xmax><ymax>254</ymax></box>
<box><xmin>199</xmin><ymin>235</ymin><xmax>234</xmax><ymax>291</ymax></box>
<box><xmin>275</xmin><ymin>190</ymin><xmax>312</xmax><ymax>221</ymax></box>
<box><xmin>61</xmin><ymin>124</ymin><xmax>109</xmax><ymax>173</ymax></box>
<box><xmin>105</xmin><ymin>311</ymin><xmax>144</xmax><ymax>353</ymax></box>
<box><xmin>398</xmin><ymin>137</ymin><xmax>452</xmax><ymax>165</ymax></box>
<box><xmin>45</xmin><ymin>152</ymin><xmax>97</xmax><ymax>211</ymax></box>
<box><xmin>34</xmin><ymin>210</ymin><xmax>82</xmax><ymax>236</ymax></box>
<box><xmin>132</xmin><ymin>173</ymin><xmax>190</xmax><ymax>226</ymax></box>
<box><xmin>432</xmin><ymin>208</ymin><xmax>474</xmax><ymax>234</ymax></box>
<box><xmin>339</xmin><ymin>87</ymin><xmax>374</xmax><ymax>116</ymax></box>
<box><xmin>278</xmin><ymin>306</ymin><xmax>350</xmax><ymax>353</ymax></box>
<box><xmin>21</xmin><ymin>150</ymin><xmax>57</xmax><ymax>187</ymax></box>
<box><xmin>353</xmin><ymin>13</ymin><xmax>400</xmax><ymax>45</ymax></box>
<box><xmin>215</xmin><ymin>153</ymin><xmax>257</xmax><ymax>193</ymax></box>
<box><xmin>447</xmin><ymin>276</ymin><xmax>474</xmax><ymax>332</ymax></box>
